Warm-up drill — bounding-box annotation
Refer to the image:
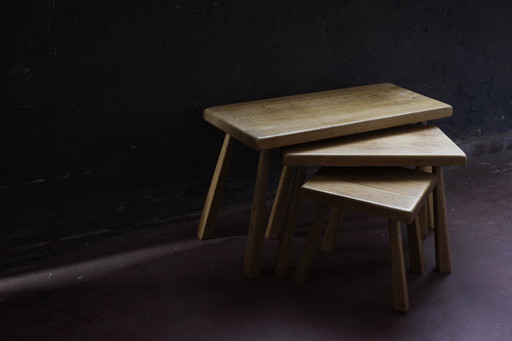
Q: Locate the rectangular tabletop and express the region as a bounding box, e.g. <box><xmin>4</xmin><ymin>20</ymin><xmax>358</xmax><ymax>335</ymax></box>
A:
<box><xmin>204</xmin><ymin>83</ymin><xmax>453</xmax><ymax>150</ymax></box>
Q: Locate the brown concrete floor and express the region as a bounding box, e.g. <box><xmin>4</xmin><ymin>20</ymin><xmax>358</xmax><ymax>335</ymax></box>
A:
<box><xmin>1</xmin><ymin>150</ymin><xmax>512</xmax><ymax>340</ymax></box>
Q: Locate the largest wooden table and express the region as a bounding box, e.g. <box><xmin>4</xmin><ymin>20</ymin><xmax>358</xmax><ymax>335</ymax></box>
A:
<box><xmin>198</xmin><ymin>83</ymin><xmax>453</xmax><ymax>278</ymax></box>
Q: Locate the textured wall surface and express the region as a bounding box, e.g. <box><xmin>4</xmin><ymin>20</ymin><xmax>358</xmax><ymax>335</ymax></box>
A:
<box><xmin>1</xmin><ymin>1</ymin><xmax>511</xmax><ymax>252</ymax></box>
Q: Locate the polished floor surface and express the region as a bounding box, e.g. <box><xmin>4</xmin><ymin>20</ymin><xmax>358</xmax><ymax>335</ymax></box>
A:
<box><xmin>1</xmin><ymin>150</ymin><xmax>512</xmax><ymax>340</ymax></box>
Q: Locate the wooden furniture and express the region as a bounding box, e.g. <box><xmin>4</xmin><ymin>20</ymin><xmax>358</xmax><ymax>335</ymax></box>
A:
<box><xmin>291</xmin><ymin>167</ymin><xmax>438</xmax><ymax>312</ymax></box>
<box><xmin>270</xmin><ymin>124</ymin><xmax>467</xmax><ymax>275</ymax></box>
<box><xmin>198</xmin><ymin>83</ymin><xmax>453</xmax><ymax>278</ymax></box>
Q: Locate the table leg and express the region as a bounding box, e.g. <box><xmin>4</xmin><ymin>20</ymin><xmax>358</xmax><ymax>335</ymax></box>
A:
<box><xmin>274</xmin><ymin>167</ymin><xmax>306</xmax><ymax>275</ymax></box>
<box><xmin>418</xmin><ymin>123</ymin><xmax>435</xmax><ymax>230</ymax></box>
<box><xmin>293</xmin><ymin>203</ymin><xmax>329</xmax><ymax>283</ymax></box>
<box><xmin>433</xmin><ymin>166</ymin><xmax>452</xmax><ymax>273</ymax></box>
<box><xmin>389</xmin><ymin>220</ymin><xmax>409</xmax><ymax>312</ymax></box>
<box><xmin>197</xmin><ymin>134</ymin><xmax>235</xmax><ymax>240</ymax></box>
<box><xmin>418</xmin><ymin>206</ymin><xmax>429</xmax><ymax>238</ymax></box>
<box><xmin>265</xmin><ymin>165</ymin><xmax>294</xmax><ymax>240</ymax></box>
<box><xmin>417</xmin><ymin>166</ymin><xmax>430</xmax><ymax>237</ymax></box>
<box><xmin>321</xmin><ymin>207</ymin><xmax>342</xmax><ymax>252</ymax></box>
<box><xmin>424</xmin><ymin>166</ymin><xmax>435</xmax><ymax>230</ymax></box>
<box><xmin>243</xmin><ymin>149</ymin><xmax>271</xmax><ymax>278</ymax></box>
<box><xmin>428</xmin><ymin>191</ymin><xmax>435</xmax><ymax>230</ymax></box>
<box><xmin>407</xmin><ymin>216</ymin><xmax>425</xmax><ymax>274</ymax></box>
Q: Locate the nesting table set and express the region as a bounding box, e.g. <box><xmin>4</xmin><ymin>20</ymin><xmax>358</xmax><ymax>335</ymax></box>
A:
<box><xmin>197</xmin><ymin>83</ymin><xmax>466</xmax><ymax>312</ymax></box>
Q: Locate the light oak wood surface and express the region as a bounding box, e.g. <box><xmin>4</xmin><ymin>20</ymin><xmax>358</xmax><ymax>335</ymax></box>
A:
<box><xmin>283</xmin><ymin>125</ymin><xmax>467</xmax><ymax>167</ymax></box>
<box><xmin>300</xmin><ymin>167</ymin><xmax>437</xmax><ymax>224</ymax></box>
<box><xmin>265</xmin><ymin>124</ymin><xmax>465</xmax><ymax>240</ymax></box>
<box><xmin>274</xmin><ymin>123</ymin><xmax>465</xmax><ymax>241</ymax></box>
<box><xmin>204</xmin><ymin>83</ymin><xmax>452</xmax><ymax>150</ymax></box>
<box><xmin>200</xmin><ymin>84</ymin><xmax>455</xmax><ymax>279</ymax></box>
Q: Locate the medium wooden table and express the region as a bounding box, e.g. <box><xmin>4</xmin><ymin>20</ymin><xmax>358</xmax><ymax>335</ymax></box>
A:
<box><xmin>198</xmin><ymin>83</ymin><xmax>453</xmax><ymax>278</ymax></box>
<box><xmin>270</xmin><ymin>124</ymin><xmax>467</xmax><ymax>276</ymax></box>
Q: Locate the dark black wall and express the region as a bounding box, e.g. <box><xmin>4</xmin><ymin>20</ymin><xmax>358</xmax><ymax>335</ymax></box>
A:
<box><xmin>1</xmin><ymin>1</ymin><xmax>511</xmax><ymax>250</ymax></box>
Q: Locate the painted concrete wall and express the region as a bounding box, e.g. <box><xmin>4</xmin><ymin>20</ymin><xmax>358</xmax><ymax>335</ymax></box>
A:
<box><xmin>1</xmin><ymin>1</ymin><xmax>511</xmax><ymax>251</ymax></box>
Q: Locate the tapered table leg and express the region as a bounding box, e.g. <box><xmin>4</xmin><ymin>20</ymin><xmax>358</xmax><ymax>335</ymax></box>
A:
<box><xmin>243</xmin><ymin>149</ymin><xmax>271</xmax><ymax>278</ymax></box>
<box><xmin>197</xmin><ymin>134</ymin><xmax>235</xmax><ymax>240</ymax></box>
<box><xmin>265</xmin><ymin>165</ymin><xmax>294</xmax><ymax>240</ymax></box>
<box><xmin>424</xmin><ymin>166</ymin><xmax>435</xmax><ymax>230</ymax></box>
<box><xmin>389</xmin><ymin>220</ymin><xmax>409</xmax><ymax>312</ymax></box>
<box><xmin>427</xmin><ymin>191</ymin><xmax>435</xmax><ymax>229</ymax></box>
<box><xmin>321</xmin><ymin>207</ymin><xmax>342</xmax><ymax>252</ymax></box>
<box><xmin>293</xmin><ymin>203</ymin><xmax>329</xmax><ymax>283</ymax></box>
<box><xmin>433</xmin><ymin>166</ymin><xmax>452</xmax><ymax>273</ymax></box>
<box><xmin>417</xmin><ymin>166</ymin><xmax>430</xmax><ymax>237</ymax></box>
<box><xmin>407</xmin><ymin>217</ymin><xmax>425</xmax><ymax>274</ymax></box>
<box><xmin>274</xmin><ymin>167</ymin><xmax>306</xmax><ymax>275</ymax></box>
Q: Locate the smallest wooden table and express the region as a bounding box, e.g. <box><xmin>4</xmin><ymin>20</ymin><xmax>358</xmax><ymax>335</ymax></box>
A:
<box><xmin>292</xmin><ymin>167</ymin><xmax>438</xmax><ymax>312</ymax></box>
<box><xmin>198</xmin><ymin>83</ymin><xmax>453</xmax><ymax>278</ymax></box>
